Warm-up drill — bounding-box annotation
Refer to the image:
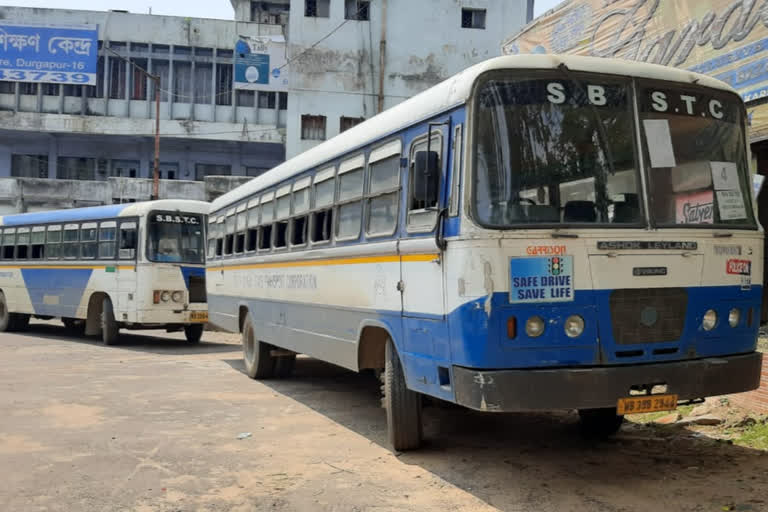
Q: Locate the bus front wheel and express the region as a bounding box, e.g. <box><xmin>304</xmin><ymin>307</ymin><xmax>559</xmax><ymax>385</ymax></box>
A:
<box><xmin>578</xmin><ymin>408</ymin><xmax>624</xmax><ymax>439</ymax></box>
<box><xmin>383</xmin><ymin>338</ymin><xmax>423</xmax><ymax>451</ymax></box>
<box><xmin>242</xmin><ymin>313</ymin><xmax>274</xmax><ymax>379</ymax></box>
<box><xmin>101</xmin><ymin>297</ymin><xmax>120</xmax><ymax>346</ymax></box>
<box><xmin>184</xmin><ymin>324</ymin><xmax>204</xmax><ymax>344</ymax></box>
<box><xmin>0</xmin><ymin>291</ymin><xmax>30</xmax><ymax>332</ymax></box>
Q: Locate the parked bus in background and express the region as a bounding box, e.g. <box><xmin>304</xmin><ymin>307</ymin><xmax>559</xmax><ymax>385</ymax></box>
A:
<box><xmin>206</xmin><ymin>55</ymin><xmax>763</xmax><ymax>450</ymax></box>
<box><xmin>0</xmin><ymin>200</ymin><xmax>209</xmax><ymax>344</ymax></box>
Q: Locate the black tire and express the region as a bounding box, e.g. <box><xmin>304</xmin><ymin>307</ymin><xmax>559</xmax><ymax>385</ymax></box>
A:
<box><xmin>383</xmin><ymin>338</ymin><xmax>423</xmax><ymax>451</ymax></box>
<box><xmin>274</xmin><ymin>354</ymin><xmax>296</xmax><ymax>378</ymax></box>
<box><xmin>578</xmin><ymin>408</ymin><xmax>625</xmax><ymax>439</ymax></box>
<box><xmin>62</xmin><ymin>318</ymin><xmax>85</xmax><ymax>334</ymax></box>
<box><xmin>184</xmin><ymin>324</ymin><xmax>204</xmax><ymax>344</ymax></box>
<box><xmin>101</xmin><ymin>297</ymin><xmax>120</xmax><ymax>346</ymax></box>
<box><xmin>241</xmin><ymin>313</ymin><xmax>275</xmax><ymax>379</ymax></box>
<box><xmin>0</xmin><ymin>291</ymin><xmax>11</xmax><ymax>332</ymax></box>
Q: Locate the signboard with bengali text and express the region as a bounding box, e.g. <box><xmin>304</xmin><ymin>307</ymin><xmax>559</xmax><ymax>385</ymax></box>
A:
<box><xmin>234</xmin><ymin>35</ymin><xmax>288</xmax><ymax>92</ymax></box>
<box><xmin>0</xmin><ymin>22</ymin><xmax>98</xmax><ymax>86</ymax></box>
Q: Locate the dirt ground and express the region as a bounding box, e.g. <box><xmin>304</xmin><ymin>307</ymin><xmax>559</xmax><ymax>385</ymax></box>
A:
<box><xmin>1</xmin><ymin>322</ymin><xmax>768</xmax><ymax>512</ymax></box>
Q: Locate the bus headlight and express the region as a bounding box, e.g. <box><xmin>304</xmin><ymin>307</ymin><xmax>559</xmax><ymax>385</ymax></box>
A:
<box><xmin>171</xmin><ymin>291</ymin><xmax>184</xmax><ymax>303</ymax></box>
<box><xmin>160</xmin><ymin>291</ymin><xmax>171</xmax><ymax>303</ymax></box>
<box><xmin>702</xmin><ymin>309</ymin><xmax>717</xmax><ymax>331</ymax></box>
<box><xmin>525</xmin><ymin>316</ymin><xmax>545</xmax><ymax>337</ymax></box>
<box><xmin>729</xmin><ymin>308</ymin><xmax>740</xmax><ymax>327</ymax></box>
<box><xmin>564</xmin><ymin>315</ymin><xmax>585</xmax><ymax>338</ymax></box>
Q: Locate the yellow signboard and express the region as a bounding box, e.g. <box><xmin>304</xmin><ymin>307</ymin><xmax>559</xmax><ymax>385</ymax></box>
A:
<box><xmin>502</xmin><ymin>0</ymin><xmax>768</xmax><ymax>104</ymax></box>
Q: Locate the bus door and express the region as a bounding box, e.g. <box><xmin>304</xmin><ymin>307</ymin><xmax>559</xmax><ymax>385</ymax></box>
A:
<box><xmin>399</xmin><ymin>124</ymin><xmax>451</xmax><ymax>397</ymax></box>
<box><xmin>116</xmin><ymin>220</ymin><xmax>139</xmax><ymax>318</ymax></box>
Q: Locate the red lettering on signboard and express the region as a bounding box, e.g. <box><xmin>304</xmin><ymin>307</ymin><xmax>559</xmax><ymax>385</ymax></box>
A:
<box><xmin>526</xmin><ymin>245</ymin><xmax>567</xmax><ymax>256</ymax></box>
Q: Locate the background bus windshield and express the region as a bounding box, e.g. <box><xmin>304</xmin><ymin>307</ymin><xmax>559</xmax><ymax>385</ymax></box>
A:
<box><xmin>473</xmin><ymin>74</ymin><xmax>640</xmax><ymax>227</ymax></box>
<box><xmin>147</xmin><ymin>212</ymin><xmax>205</xmax><ymax>264</ymax></box>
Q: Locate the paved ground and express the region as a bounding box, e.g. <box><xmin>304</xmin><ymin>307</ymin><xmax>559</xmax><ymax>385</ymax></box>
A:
<box><xmin>2</xmin><ymin>322</ymin><xmax>768</xmax><ymax>512</ymax></box>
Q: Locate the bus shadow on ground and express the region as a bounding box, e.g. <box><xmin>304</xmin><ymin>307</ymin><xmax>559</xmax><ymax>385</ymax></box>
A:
<box><xmin>244</xmin><ymin>356</ymin><xmax>768</xmax><ymax>511</ymax></box>
<box><xmin>16</xmin><ymin>322</ymin><xmax>239</xmax><ymax>355</ymax></box>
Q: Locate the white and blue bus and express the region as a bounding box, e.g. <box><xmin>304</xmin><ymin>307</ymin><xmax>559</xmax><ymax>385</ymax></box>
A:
<box><xmin>207</xmin><ymin>55</ymin><xmax>763</xmax><ymax>450</ymax></box>
<box><xmin>0</xmin><ymin>200</ymin><xmax>209</xmax><ymax>344</ymax></box>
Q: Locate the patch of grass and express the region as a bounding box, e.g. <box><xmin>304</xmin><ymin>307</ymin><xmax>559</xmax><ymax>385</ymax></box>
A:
<box><xmin>734</xmin><ymin>421</ymin><xmax>768</xmax><ymax>450</ymax></box>
<box><xmin>626</xmin><ymin>404</ymin><xmax>695</xmax><ymax>424</ymax></box>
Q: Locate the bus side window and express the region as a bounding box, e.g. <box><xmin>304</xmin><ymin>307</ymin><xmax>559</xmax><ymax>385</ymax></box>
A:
<box><xmin>31</xmin><ymin>226</ymin><xmax>45</xmax><ymax>259</ymax></box>
<box><xmin>99</xmin><ymin>221</ymin><xmax>117</xmax><ymax>259</ymax></box>
<box><xmin>81</xmin><ymin>223</ymin><xmax>98</xmax><ymax>259</ymax></box>
<box><xmin>311</xmin><ymin>168</ymin><xmax>335</xmax><ymax>244</ymax></box>
<box><xmin>259</xmin><ymin>198</ymin><xmax>274</xmax><ymax>252</ymax></box>
<box><xmin>119</xmin><ymin>222</ymin><xmax>137</xmax><ymax>260</ymax></box>
<box><xmin>366</xmin><ymin>152</ymin><xmax>401</xmax><ymax>237</ymax></box>
<box><xmin>246</xmin><ymin>204</ymin><xmax>259</xmax><ymax>252</ymax></box>
<box><xmin>407</xmin><ymin>132</ymin><xmax>442</xmax><ymax>232</ymax></box>
<box><xmin>235</xmin><ymin>210</ymin><xmax>247</xmax><ymax>254</ymax></box>
<box><xmin>16</xmin><ymin>228</ymin><xmax>31</xmax><ymax>260</ymax></box>
<box><xmin>215</xmin><ymin>218</ymin><xmax>225</xmax><ymax>257</ymax></box>
<box><xmin>208</xmin><ymin>217</ymin><xmax>218</xmax><ymax>259</ymax></box>
<box><xmin>224</xmin><ymin>213</ymin><xmax>235</xmax><ymax>255</ymax></box>
<box><xmin>1</xmin><ymin>229</ymin><xmax>16</xmax><ymax>259</ymax></box>
<box><xmin>63</xmin><ymin>224</ymin><xmax>80</xmax><ymax>259</ymax></box>
<box><xmin>291</xmin><ymin>181</ymin><xmax>310</xmax><ymax>247</ymax></box>
<box><xmin>46</xmin><ymin>225</ymin><xmax>62</xmax><ymax>260</ymax></box>
<box><xmin>336</xmin><ymin>157</ymin><xmax>365</xmax><ymax>241</ymax></box>
<box><xmin>274</xmin><ymin>190</ymin><xmax>290</xmax><ymax>249</ymax></box>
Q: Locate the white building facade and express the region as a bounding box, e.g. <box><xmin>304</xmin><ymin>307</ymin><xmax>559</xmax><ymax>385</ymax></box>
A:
<box><xmin>0</xmin><ymin>1</ymin><xmax>531</xmax><ymax>195</ymax></box>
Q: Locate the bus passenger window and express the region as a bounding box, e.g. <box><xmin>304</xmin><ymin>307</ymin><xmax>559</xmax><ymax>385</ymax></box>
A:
<box><xmin>31</xmin><ymin>227</ymin><xmax>45</xmax><ymax>259</ymax></box>
<box><xmin>291</xmin><ymin>216</ymin><xmax>307</xmax><ymax>246</ymax></box>
<box><xmin>337</xmin><ymin>202</ymin><xmax>362</xmax><ymax>240</ymax></box>
<box><xmin>207</xmin><ymin>218</ymin><xmax>218</xmax><ymax>259</ymax></box>
<box><xmin>407</xmin><ymin>134</ymin><xmax>441</xmax><ymax>231</ymax></box>
<box><xmin>81</xmin><ymin>224</ymin><xmax>98</xmax><ymax>259</ymax></box>
<box><xmin>274</xmin><ymin>221</ymin><xmax>288</xmax><ymax>248</ymax></box>
<box><xmin>63</xmin><ymin>225</ymin><xmax>80</xmax><ymax>259</ymax></box>
<box><xmin>258</xmin><ymin>225</ymin><xmax>272</xmax><ymax>250</ymax></box>
<box><xmin>99</xmin><ymin>223</ymin><xmax>117</xmax><ymax>259</ymax></box>
<box><xmin>0</xmin><ymin>230</ymin><xmax>12</xmax><ymax>259</ymax></box>
<box><xmin>224</xmin><ymin>213</ymin><xmax>235</xmax><ymax>256</ymax></box>
<box><xmin>367</xmin><ymin>155</ymin><xmax>401</xmax><ymax>236</ymax></box>
<box><xmin>16</xmin><ymin>229</ymin><xmax>30</xmax><ymax>260</ymax></box>
<box><xmin>119</xmin><ymin>223</ymin><xmax>137</xmax><ymax>260</ymax></box>
<box><xmin>246</xmin><ymin>205</ymin><xmax>259</xmax><ymax>252</ymax></box>
<box><xmin>46</xmin><ymin>226</ymin><xmax>62</xmax><ymax>259</ymax></box>
<box><xmin>235</xmin><ymin>211</ymin><xmax>247</xmax><ymax>254</ymax></box>
<box><xmin>311</xmin><ymin>173</ymin><xmax>335</xmax><ymax>244</ymax></box>
<box><xmin>274</xmin><ymin>193</ymin><xmax>290</xmax><ymax>249</ymax></box>
<box><xmin>311</xmin><ymin>210</ymin><xmax>332</xmax><ymax>242</ymax></box>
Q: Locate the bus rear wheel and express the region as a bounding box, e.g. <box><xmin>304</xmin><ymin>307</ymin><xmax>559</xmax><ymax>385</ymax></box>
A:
<box><xmin>0</xmin><ymin>291</ymin><xmax>30</xmax><ymax>332</ymax></box>
<box><xmin>101</xmin><ymin>297</ymin><xmax>120</xmax><ymax>346</ymax></box>
<box><xmin>242</xmin><ymin>313</ymin><xmax>275</xmax><ymax>379</ymax></box>
<box><xmin>578</xmin><ymin>408</ymin><xmax>624</xmax><ymax>439</ymax></box>
<box><xmin>62</xmin><ymin>318</ymin><xmax>85</xmax><ymax>334</ymax></box>
<box><xmin>383</xmin><ymin>338</ymin><xmax>423</xmax><ymax>451</ymax></box>
<box><xmin>184</xmin><ymin>324</ymin><xmax>204</xmax><ymax>344</ymax></box>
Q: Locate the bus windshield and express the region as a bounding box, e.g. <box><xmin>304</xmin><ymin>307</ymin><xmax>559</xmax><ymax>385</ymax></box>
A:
<box><xmin>473</xmin><ymin>73</ymin><xmax>641</xmax><ymax>227</ymax></box>
<box><xmin>639</xmin><ymin>82</ymin><xmax>755</xmax><ymax>228</ymax></box>
<box><xmin>147</xmin><ymin>212</ymin><xmax>205</xmax><ymax>264</ymax></box>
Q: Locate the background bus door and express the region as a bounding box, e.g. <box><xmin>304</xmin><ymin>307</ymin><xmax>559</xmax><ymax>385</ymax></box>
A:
<box><xmin>116</xmin><ymin>221</ymin><xmax>139</xmax><ymax>320</ymax></box>
<box><xmin>399</xmin><ymin>124</ymin><xmax>452</xmax><ymax>400</ymax></box>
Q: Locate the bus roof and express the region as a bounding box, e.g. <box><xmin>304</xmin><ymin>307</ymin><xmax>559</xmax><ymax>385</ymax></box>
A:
<box><xmin>0</xmin><ymin>199</ymin><xmax>210</xmax><ymax>227</ymax></box>
<box><xmin>211</xmin><ymin>54</ymin><xmax>736</xmax><ymax>213</ymax></box>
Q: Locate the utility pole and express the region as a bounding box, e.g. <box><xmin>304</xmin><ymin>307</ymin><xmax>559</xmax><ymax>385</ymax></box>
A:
<box><xmin>105</xmin><ymin>45</ymin><xmax>162</xmax><ymax>200</ymax></box>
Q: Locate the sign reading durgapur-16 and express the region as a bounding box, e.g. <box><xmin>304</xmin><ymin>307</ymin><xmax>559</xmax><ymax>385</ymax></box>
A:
<box><xmin>0</xmin><ymin>22</ymin><xmax>98</xmax><ymax>86</ymax></box>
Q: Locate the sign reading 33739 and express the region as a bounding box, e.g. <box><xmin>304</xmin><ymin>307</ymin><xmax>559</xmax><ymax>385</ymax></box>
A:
<box><xmin>0</xmin><ymin>22</ymin><xmax>98</xmax><ymax>86</ymax></box>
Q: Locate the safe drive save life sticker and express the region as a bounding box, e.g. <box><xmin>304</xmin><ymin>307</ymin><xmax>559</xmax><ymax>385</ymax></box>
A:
<box><xmin>509</xmin><ymin>256</ymin><xmax>574</xmax><ymax>303</ymax></box>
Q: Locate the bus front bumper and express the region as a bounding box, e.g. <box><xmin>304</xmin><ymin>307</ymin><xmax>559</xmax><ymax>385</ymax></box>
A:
<box><xmin>452</xmin><ymin>352</ymin><xmax>763</xmax><ymax>412</ymax></box>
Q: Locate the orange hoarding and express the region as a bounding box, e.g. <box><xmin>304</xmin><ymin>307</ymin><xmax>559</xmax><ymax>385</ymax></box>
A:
<box><xmin>502</xmin><ymin>0</ymin><xmax>768</xmax><ymax>104</ymax></box>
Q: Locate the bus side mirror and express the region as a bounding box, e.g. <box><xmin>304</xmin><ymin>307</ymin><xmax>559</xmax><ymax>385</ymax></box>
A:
<box><xmin>121</xmin><ymin>231</ymin><xmax>137</xmax><ymax>250</ymax></box>
<box><xmin>413</xmin><ymin>150</ymin><xmax>439</xmax><ymax>207</ymax></box>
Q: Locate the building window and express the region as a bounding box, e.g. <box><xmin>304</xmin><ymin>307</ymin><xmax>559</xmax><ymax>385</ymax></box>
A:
<box><xmin>173</xmin><ymin>61</ymin><xmax>192</xmax><ymax>102</ymax></box>
<box><xmin>174</xmin><ymin>45</ymin><xmax>192</xmax><ymax>56</ymax></box>
<box><xmin>195</xmin><ymin>47</ymin><xmax>213</xmax><ymax>57</ymax></box>
<box><xmin>64</xmin><ymin>84</ymin><xmax>82</xmax><ymax>97</ymax></box>
<box><xmin>258</xmin><ymin>91</ymin><xmax>276</xmax><ymax>109</ymax></box>
<box><xmin>0</xmin><ymin>81</ymin><xmax>14</xmax><ymax>94</ymax></box>
<box><xmin>340</xmin><ymin>116</ymin><xmax>364</xmax><ymax>133</ymax></box>
<box><xmin>152</xmin><ymin>44</ymin><xmax>170</xmax><ymax>54</ymax></box>
<box><xmin>152</xmin><ymin>60</ymin><xmax>170</xmax><ymax>102</ymax></box>
<box><xmin>305</xmin><ymin>0</ymin><xmax>330</xmax><ymax>17</ymax></box>
<box><xmin>42</xmin><ymin>84</ymin><xmax>59</xmax><ymax>96</ymax></box>
<box><xmin>195</xmin><ymin>163</ymin><xmax>232</xmax><ymax>181</ymax></box>
<box><xmin>112</xmin><ymin>160</ymin><xmax>139</xmax><ymax>178</ymax></box>
<box><xmin>108</xmin><ymin>57</ymin><xmax>127</xmax><ymax>99</ymax></box>
<box><xmin>301</xmin><ymin>115</ymin><xmax>326</xmax><ymax>140</ymax></box>
<box><xmin>58</xmin><ymin>157</ymin><xmax>96</xmax><ymax>181</ymax></box>
<box><xmin>279</xmin><ymin>91</ymin><xmax>288</xmax><ymax>110</ymax></box>
<box><xmin>195</xmin><ymin>63</ymin><xmax>213</xmax><ymax>104</ymax></box>
<box><xmin>130</xmin><ymin>58</ymin><xmax>148</xmax><ymax>100</ymax></box>
<box><xmin>85</xmin><ymin>56</ymin><xmax>105</xmax><ymax>98</ymax></box>
<box><xmin>11</xmin><ymin>155</ymin><xmax>48</xmax><ymax>178</ymax></box>
<box><xmin>246</xmin><ymin>167</ymin><xmax>268</xmax><ymax>177</ymax></box>
<box><xmin>237</xmin><ymin>90</ymin><xmax>255</xmax><ymax>107</ymax></box>
<box><xmin>461</xmin><ymin>8</ymin><xmax>486</xmax><ymax>29</ymax></box>
<box><xmin>216</xmin><ymin>63</ymin><xmax>233</xmax><ymax>106</ymax></box>
<box><xmin>251</xmin><ymin>1</ymin><xmax>288</xmax><ymax>24</ymax></box>
<box><xmin>345</xmin><ymin>0</ymin><xmax>370</xmax><ymax>20</ymax></box>
<box><xmin>130</xmin><ymin>42</ymin><xmax>149</xmax><ymax>52</ymax></box>
<box><xmin>19</xmin><ymin>82</ymin><xmax>37</xmax><ymax>95</ymax></box>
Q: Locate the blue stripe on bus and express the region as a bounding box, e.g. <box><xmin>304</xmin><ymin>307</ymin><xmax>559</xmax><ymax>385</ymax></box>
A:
<box><xmin>180</xmin><ymin>266</ymin><xmax>205</xmax><ymax>290</ymax></box>
<box><xmin>0</xmin><ymin>204</ymin><xmax>131</xmax><ymax>226</ymax></box>
<box><xmin>20</xmin><ymin>267</ymin><xmax>93</xmax><ymax>317</ymax></box>
<box><xmin>210</xmin><ymin>284</ymin><xmax>762</xmax><ymax>404</ymax></box>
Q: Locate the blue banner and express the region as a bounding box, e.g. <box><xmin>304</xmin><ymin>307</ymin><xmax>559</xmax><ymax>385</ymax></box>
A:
<box><xmin>0</xmin><ymin>22</ymin><xmax>98</xmax><ymax>86</ymax></box>
<box><xmin>234</xmin><ymin>36</ymin><xmax>288</xmax><ymax>92</ymax></box>
<box><xmin>509</xmin><ymin>256</ymin><xmax>574</xmax><ymax>303</ymax></box>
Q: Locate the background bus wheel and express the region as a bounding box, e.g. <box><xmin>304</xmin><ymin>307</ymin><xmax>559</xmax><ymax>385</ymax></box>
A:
<box><xmin>274</xmin><ymin>354</ymin><xmax>296</xmax><ymax>378</ymax></box>
<box><xmin>101</xmin><ymin>297</ymin><xmax>120</xmax><ymax>346</ymax></box>
<box><xmin>184</xmin><ymin>324</ymin><xmax>204</xmax><ymax>344</ymax></box>
<box><xmin>241</xmin><ymin>313</ymin><xmax>274</xmax><ymax>379</ymax></box>
<box><xmin>578</xmin><ymin>408</ymin><xmax>624</xmax><ymax>439</ymax></box>
<box><xmin>0</xmin><ymin>291</ymin><xmax>30</xmax><ymax>332</ymax></box>
<box><xmin>383</xmin><ymin>338</ymin><xmax>422</xmax><ymax>451</ymax></box>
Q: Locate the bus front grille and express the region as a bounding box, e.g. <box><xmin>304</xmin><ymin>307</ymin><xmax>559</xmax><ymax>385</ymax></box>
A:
<box><xmin>609</xmin><ymin>288</ymin><xmax>687</xmax><ymax>345</ymax></box>
<box><xmin>188</xmin><ymin>275</ymin><xmax>207</xmax><ymax>303</ymax></box>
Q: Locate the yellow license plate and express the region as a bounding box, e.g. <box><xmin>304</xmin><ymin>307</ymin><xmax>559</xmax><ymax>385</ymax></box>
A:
<box><xmin>617</xmin><ymin>394</ymin><xmax>678</xmax><ymax>415</ymax></box>
<box><xmin>189</xmin><ymin>311</ymin><xmax>208</xmax><ymax>322</ymax></box>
